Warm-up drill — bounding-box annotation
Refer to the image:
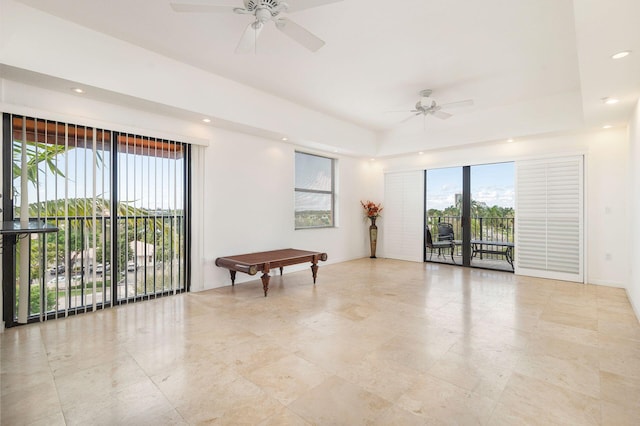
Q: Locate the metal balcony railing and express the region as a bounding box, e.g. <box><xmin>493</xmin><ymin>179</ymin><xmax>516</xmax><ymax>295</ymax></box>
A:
<box><xmin>16</xmin><ymin>214</ymin><xmax>186</xmax><ymax>321</ymax></box>
<box><xmin>426</xmin><ymin>216</ymin><xmax>515</xmax><ymax>261</ymax></box>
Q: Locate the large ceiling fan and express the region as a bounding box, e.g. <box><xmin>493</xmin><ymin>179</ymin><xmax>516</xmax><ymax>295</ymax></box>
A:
<box><xmin>400</xmin><ymin>89</ymin><xmax>474</xmax><ymax>124</ymax></box>
<box><xmin>170</xmin><ymin>0</ymin><xmax>342</xmax><ymax>53</ymax></box>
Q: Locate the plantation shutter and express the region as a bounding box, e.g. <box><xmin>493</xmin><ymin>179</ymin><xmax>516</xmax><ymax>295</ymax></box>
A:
<box><xmin>383</xmin><ymin>171</ymin><xmax>424</xmax><ymax>262</ymax></box>
<box><xmin>515</xmin><ymin>156</ymin><xmax>584</xmax><ymax>282</ymax></box>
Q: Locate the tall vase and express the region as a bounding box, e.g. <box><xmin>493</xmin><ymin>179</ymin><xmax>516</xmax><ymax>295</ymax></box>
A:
<box><xmin>369</xmin><ymin>216</ymin><xmax>378</xmax><ymax>258</ymax></box>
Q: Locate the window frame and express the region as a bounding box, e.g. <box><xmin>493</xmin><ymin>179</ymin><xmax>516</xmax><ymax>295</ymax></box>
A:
<box><xmin>294</xmin><ymin>151</ymin><xmax>336</xmax><ymax>230</ymax></box>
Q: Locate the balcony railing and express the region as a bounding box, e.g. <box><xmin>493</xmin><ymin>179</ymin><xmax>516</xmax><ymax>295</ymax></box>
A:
<box><xmin>427</xmin><ymin>215</ymin><xmax>515</xmax><ymax>262</ymax></box>
<box><xmin>16</xmin><ymin>214</ymin><xmax>186</xmax><ymax>322</ymax></box>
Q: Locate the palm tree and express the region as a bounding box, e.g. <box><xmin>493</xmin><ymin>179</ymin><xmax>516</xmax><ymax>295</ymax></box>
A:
<box><xmin>12</xmin><ymin>140</ymin><xmax>66</xmax><ymax>197</ymax></box>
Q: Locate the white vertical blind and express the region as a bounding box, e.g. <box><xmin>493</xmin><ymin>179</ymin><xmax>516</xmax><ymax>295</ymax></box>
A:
<box><xmin>516</xmin><ymin>156</ymin><xmax>584</xmax><ymax>282</ymax></box>
<box><xmin>383</xmin><ymin>171</ymin><xmax>425</xmax><ymax>262</ymax></box>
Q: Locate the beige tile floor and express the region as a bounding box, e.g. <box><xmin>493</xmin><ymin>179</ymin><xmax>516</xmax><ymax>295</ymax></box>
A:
<box><xmin>2</xmin><ymin>258</ymin><xmax>640</xmax><ymax>425</ymax></box>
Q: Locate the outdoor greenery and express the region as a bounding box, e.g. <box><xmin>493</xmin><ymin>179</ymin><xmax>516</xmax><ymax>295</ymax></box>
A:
<box><xmin>295</xmin><ymin>210</ymin><xmax>332</xmax><ymax>228</ymax></box>
<box><xmin>427</xmin><ymin>199</ymin><xmax>514</xmax><ymax>220</ymax></box>
<box><xmin>428</xmin><ymin>200</ymin><xmax>514</xmax><ymax>241</ymax></box>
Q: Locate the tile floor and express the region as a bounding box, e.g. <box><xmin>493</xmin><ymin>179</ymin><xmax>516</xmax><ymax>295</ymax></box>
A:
<box><xmin>1</xmin><ymin>258</ymin><xmax>640</xmax><ymax>425</ymax></box>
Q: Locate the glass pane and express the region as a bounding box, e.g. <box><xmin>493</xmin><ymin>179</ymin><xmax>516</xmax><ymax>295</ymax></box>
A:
<box><xmin>470</xmin><ymin>162</ymin><xmax>515</xmax><ymax>271</ymax></box>
<box><xmin>425</xmin><ymin>167</ymin><xmax>462</xmax><ymax>264</ymax></box>
<box><xmin>10</xmin><ymin>118</ymin><xmax>113</xmax><ymax>318</ymax></box>
<box><xmin>116</xmin><ymin>136</ymin><xmax>185</xmax><ymax>299</ymax></box>
<box><xmin>295</xmin><ymin>152</ymin><xmax>332</xmax><ymax>191</ymax></box>
<box><xmin>295</xmin><ymin>192</ymin><xmax>333</xmax><ymax>228</ymax></box>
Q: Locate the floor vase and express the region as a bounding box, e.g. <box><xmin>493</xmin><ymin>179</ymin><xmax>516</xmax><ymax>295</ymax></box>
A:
<box><xmin>369</xmin><ymin>217</ymin><xmax>378</xmax><ymax>258</ymax></box>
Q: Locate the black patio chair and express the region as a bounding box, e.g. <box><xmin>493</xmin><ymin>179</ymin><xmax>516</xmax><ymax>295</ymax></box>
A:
<box><xmin>426</xmin><ymin>228</ymin><xmax>456</xmax><ymax>263</ymax></box>
<box><xmin>437</xmin><ymin>222</ymin><xmax>455</xmax><ymax>242</ymax></box>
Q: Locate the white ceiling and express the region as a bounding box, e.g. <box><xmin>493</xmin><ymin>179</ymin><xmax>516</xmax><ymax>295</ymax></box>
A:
<box><xmin>5</xmin><ymin>0</ymin><xmax>640</xmax><ymax>155</ymax></box>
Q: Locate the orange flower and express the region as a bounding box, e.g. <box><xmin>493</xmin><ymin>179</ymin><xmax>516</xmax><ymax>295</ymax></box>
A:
<box><xmin>360</xmin><ymin>200</ymin><xmax>383</xmax><ymax>218</ymax></box>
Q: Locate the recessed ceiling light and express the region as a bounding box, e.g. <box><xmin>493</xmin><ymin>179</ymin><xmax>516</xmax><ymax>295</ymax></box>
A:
<box><xmin>370</xmin><ymin>158</ymin><xmax>376</xmax><ymax>161</ymax></box>
<box><xmin>507</xmin><ymin>138</ymin><xmax>514</xmax><ymax>143</ymax></box>
<box><xmin>603</xmin><ymin>124</ymin><xmax>613</xmax><ymax>129</ymax></box>
<box><xmin>202</xmin><ymin>118</ymin><xmax>211</xmax><ymax>123</ymax></box>
<box><xmin>333</xmin><ymin>149</ymin><xmax>339</xmax><ymax>153</ymax></box>
<box><xmin>71</xmin><ymin>88</ymin><xmax>84</xmax><ymax>94</ymax></box>
<box><xmin>418</xmin><ymin>152</ymin><xmax>424</xmax><ymax>155</ymax></box>
<box><xmin>282</xmin><ymin>137</ymin><xmax>288</xmax><ymax>141</ymax></box>
<box><xmin>603</xmin><ymin>97</ymin><xmax>619</xmax><ymax>105</ymax></box>
<box><xmin>611</xmin><ymin>50</ymin><xmax>631</xmax><ymax>59</ymax></box>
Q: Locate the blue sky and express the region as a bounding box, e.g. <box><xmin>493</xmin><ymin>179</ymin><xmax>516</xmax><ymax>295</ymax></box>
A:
<box><xmin>426</xmin><ymin>162</ymin><xmax>514</xmax><ymax>210</ymax></box>
<box><xmin>17</xmin><ymin>148</ymin><xmax>184</xmax><ymax>211</ymax></box>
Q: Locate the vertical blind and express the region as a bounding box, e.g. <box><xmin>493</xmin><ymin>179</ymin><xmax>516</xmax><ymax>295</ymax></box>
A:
<box><xmin>4</xmin><ymin>114</ymin><xmax>188</xmax><ymax>325</ymax></box>
<box><xmin>383</xmin><ymin>171</ymin><xmax>425</xmax><ymax>262</ymax></box>
<box><xmin>515</xmin><ymin>156</ymin><xmax>584</xmax><ymax>282</ymax></box>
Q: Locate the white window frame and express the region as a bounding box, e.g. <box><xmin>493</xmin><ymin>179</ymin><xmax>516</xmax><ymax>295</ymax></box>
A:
<box><xmin>294</xmin><ymin>151</ymin><xmax>335</xmax><ymax>229</ymax></box>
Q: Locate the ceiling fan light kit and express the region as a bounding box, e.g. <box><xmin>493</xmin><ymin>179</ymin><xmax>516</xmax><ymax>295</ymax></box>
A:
<box><xmin>170</xmin><ymin>0</ymin><xmax>342</xmax><ymax>53</ymax></box>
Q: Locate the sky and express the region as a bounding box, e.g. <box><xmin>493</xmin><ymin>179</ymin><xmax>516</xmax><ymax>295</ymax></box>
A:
<box><xmin>426</xmin><ymin>162</ymin><xmax>514</xmax><ymax>211</ymax></box>
<box><xmin>295</xmin><ymin>152</ymin><xmax>332</xmax><ymax>212</ymax></box>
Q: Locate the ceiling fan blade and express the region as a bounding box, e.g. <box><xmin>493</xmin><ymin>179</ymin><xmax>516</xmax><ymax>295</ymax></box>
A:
<box><xmin>433</xmin><ymin>110</ymin><xmax>453</xmax><ymax>120</ymax></box>
<box><xmin>275</xmin><ymin>17</ymin><xmax>325</xmax><ymax>51</ymax></box>
<box><xmin>235</xmin><ymin>22</ymin><xmax>263</xmax><ymax>54</ymax></box>
<box><xmin>439</xmin><ymin>99</ymin><xmax>474</xmax><ymax>109</ymax></box>
<box><xmin>170</xmin><ymin>2</ymin><xmax>236</xmax><ymax>13</ymax></box>
<box><xmin>400</xmin><ymin>113</ymin><xmax>422</xmax><ymax>124</ymax></box>
<box><xmin>286</xmin><ymin>0</ymin><xmax>343</xmax><ymax>13</ymax></box>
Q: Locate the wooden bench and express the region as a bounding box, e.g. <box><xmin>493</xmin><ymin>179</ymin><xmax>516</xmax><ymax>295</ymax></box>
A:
<box><xmin>215</xmin><ymin>248</ymin><xmax>328</xmax><ymax>297</ymax></box>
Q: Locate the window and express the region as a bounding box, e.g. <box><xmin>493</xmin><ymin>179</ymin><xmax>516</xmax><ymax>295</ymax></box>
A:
<box><xmin>295</xmin><ymin>152</ymin><xmax>335</xmax><ymax>229</ymax></box>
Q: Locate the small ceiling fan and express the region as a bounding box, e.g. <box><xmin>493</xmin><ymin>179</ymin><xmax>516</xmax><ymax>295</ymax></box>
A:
<box><xmin>399</xmin><ymin>89</ymin><xmax>474</xmax><ymax>124</ymax></box>
<box><xmin>170</xmin><ymin>0</ymin><xmax>342</xmax><ymax>53</ymax></box>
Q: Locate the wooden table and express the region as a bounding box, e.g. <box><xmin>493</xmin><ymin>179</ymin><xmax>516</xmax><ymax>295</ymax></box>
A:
<box><xmin>470</xmin><ymin>240</ymin><xmax>515</xmax><ymax>271</ymax></box>
<box><xmin>215</xmin><ymin>248</ymin><xmax>328</xmax><ymax>297</ymax></box>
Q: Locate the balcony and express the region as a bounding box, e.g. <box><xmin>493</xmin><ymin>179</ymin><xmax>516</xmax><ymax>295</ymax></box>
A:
<box><xmin>426</xmin><ymin>216</ymin><xmax>515</xmax><ymax>272</ymax></box>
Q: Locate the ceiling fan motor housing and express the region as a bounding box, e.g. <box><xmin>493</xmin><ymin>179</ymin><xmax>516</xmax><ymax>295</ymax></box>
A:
<box><xmin>245</xmin><ymin>0</ymin><xmax>286</xmax><ymax>16</ymax></box>
<box><xmin>420</xmin><ymin>96</ymin><xmax>435</xmax><ymax>108</ymax></box>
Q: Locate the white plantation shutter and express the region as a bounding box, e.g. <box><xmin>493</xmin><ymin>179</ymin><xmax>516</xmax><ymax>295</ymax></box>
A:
<box><xmin>516</xmin><ymin>156</ymin><xmax>583</xmax><ymax>282</ymax></box>
<box><xmin>383</xmin><ymin>171</ymin><xmax>424</xmax><ymax>262</ymax></box>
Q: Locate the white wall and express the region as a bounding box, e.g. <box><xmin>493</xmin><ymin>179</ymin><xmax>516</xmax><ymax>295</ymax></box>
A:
<box><xmin>195</xmin><ymin>128</ymin><xmax>378</xmax><ymax>290</ymax></box>
<box><xmin>377</xmin><ymin>128</ymin><xmax>630</xmax><ymax>288</ymax></box>
<box><xmin>628</xmin><ymin>99</ymin><xmax>640</xmax><ymax>318</ymax></box>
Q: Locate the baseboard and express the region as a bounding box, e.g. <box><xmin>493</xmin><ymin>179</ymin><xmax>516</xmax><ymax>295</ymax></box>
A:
<box><xmin>586</xmin><ymin>278</ymin><xmax>625</xmax><ymax>288</ymax></box>
<box><xmin>626</xmin><ymin>288</ymin><xmax>640</xmax><ymax>324</ymax></box>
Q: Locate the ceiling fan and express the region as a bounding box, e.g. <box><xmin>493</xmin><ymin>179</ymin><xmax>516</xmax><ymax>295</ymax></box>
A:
<box><xmin>170</xmin><ymin>0</ymin><xmax>342</xmax><ymax>53</ymax></box>
<box><xmin>399</xmin><ymin>89</ymin><xmax>474</xmax><ymax>124</ymax></box>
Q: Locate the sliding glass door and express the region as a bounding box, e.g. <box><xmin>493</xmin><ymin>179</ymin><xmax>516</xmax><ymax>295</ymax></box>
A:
<box><xmin>2</xmin><ymin>114</ymin><xmax>190</xmax><ymax>326</ymax></box>
<box><xmin>425</xmin><ymin>162</ymin><xmax>514</xmax><ymax>272</ymax></box>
